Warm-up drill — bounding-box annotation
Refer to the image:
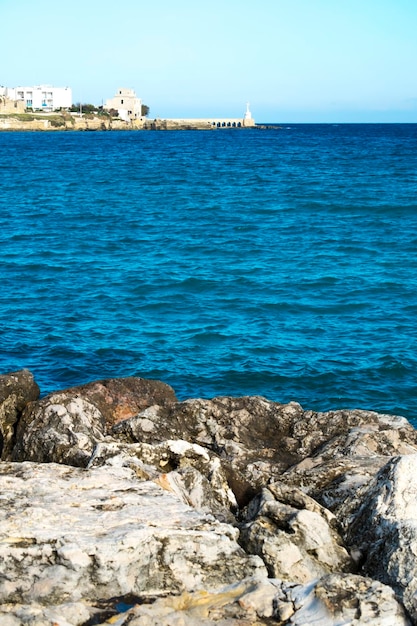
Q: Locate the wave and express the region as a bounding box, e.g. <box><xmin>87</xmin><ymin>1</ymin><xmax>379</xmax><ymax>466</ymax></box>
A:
<box><xmin>1</xmin><ymin>126</ymin><xmax>417</xmax><ymax>424</ymax></box>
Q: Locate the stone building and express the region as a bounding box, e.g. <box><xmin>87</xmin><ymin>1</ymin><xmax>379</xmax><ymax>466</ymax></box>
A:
<box><xmin>0</xmin><ymin>92</ymin><xmax>25</xmax><ymax>114</ymax></box>
<box><xmin>104</xmin><ymin>88</ymin><xmax>143</xmax><ymax>121</ymax></box>
<box><xmin>0</xmin><ymin>85</ymin><xmax>72</xmax><ymax>111</ymax></box>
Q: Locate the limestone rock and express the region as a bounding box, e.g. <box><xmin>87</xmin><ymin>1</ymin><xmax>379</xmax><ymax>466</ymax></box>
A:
<box><xmin>0</xmin><ymin>574</ymin><xmax>409</xmax><ymax>626</ymax></box>
<box><xmin>275</xmin><ymin>573</ymin><xmax>411</xmax><ymax>626</ymax></box>
<box><xmin>0</xmin><ymin>601</ymin><xmax>92</xmax><ymax>626</ymax></box>
<box><xmin>0</xmin><ymin>462</ymin><xmax>266</xmax><ymax>608</ymax></box>
<box><xmin>113</xmin><ymin>396</ymin><xmax>304</xmax><ymax>464</ymax></box>
<box><xmin>0</xmin><ymin>369</ymin><xmax>40</xmax><ymax>460</ymax></box>
<box><xmin>90</xmin><ymin>437</ymin><xmax>212</xmax><ymax>474</ymax></box>
<box><xmin>12</xmin><ymin>393</ymin><xmax>106</xmax><ymax>466</ymax></box>
<box><xmin>63</xmin><ymin>377</ymin><xmax>177</xmax><ymax>430</ymax></box>
<box><xmin>346</xmin><ymin>454</ymin><xmax>417</xmax><ymax>623</ymax></box>
<box><xmin>12</xmin><ymin>383</ymin><xmax>417</xmax><ymax>504</ymax></box>
<box><xmin>113</xmin><ymin>397</ymin><xmax>306</xmax><ymax>505</ymax></box>
<box><xmin>113</xmin><ymin>399</ymin><xmax>417</xmax><ymax>510</ymax></box>
<box><xmin>239</xmin><ymin>482</ymin><xmax>354</xmax><ymax>583</ymax></box>
<box><xmin>280</xmin><ymin>411</ymin><xmax>417</xmax><ymax>520</ymax></box>
<box><xmin>154</xmin><ymin>466</ymin><xmax>237</xmax><ymax>523</ymax></box>
<box><xmin>12</xmin><ymin>377</ymin><xmax>176</xmax><ymax>466</ymax></box>
<box><xmin>88</xmin><ymin>439</ymin><xmax>238</xmax><ymax>520</ymax></box>
<box><xmin>108</xmin><ymin>577</ymin><xmax>282</xmax><ymax>626</ymax></box>
<box><xmin>4</xmin><ymin>375</ymin><xmax>417</xmax><ymax>623</ymax></box>
<box><xmin>281</xmin><ymin>455</ymin><xmax>389</xmax><ymax>520</ymax></box>
<box><xmin>289</xmin><ymin>408</ymin><xmax>416</xmax><ymax>457</ymax></box>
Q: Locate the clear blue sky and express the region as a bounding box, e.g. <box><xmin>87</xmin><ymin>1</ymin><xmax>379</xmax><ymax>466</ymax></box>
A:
<box><xmin>2</xmin><ymin>0</ymin><xmax>417</xmax><ymax>122</ymax></box>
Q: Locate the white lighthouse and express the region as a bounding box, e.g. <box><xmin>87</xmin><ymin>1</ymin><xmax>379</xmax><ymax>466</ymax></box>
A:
<box><xmin>243</xmin><ymin>102</ymin><xmax>255</xmax><ymax>126</ymax></box>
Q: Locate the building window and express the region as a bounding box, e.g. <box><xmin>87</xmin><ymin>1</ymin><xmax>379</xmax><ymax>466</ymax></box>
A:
<box><xmin>26</xmin><ymin>99</ymin><xmax>33</xmax><ymax>107</ymax></box>
<box><xmin>121</xmin><ymin>99</ymin><xmax>124</xmax><ymax>104</ymax></box>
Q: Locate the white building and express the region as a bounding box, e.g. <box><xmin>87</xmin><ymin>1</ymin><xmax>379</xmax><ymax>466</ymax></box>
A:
<box><xmin>104</xmin><ymin>88</ymin><xmax>142</xmax><ymax>121</ymax></box>
<box><xmin>3</xmin><ymin>85</ymin><xmax>72</xmax><ymax>111</ymax></box>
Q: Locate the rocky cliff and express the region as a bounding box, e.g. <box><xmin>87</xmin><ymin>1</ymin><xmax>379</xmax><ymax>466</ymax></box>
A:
<box><xmin>0</xmin><ymin>115</ymin><xmax>255</xmax><ymax>131</ymax></box>
<box><xmin>0</xmin><ymin>114</ymin><xmax>139</xmax><ymax>132</ymax></box>
<box><xmin>1</xmin><ymin>369</ymin><xmax>416</xmax><ymax>625</ymax></box>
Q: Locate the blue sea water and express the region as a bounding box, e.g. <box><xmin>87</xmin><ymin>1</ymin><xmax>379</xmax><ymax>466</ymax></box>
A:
<box><xmin>1</xmin><ymin>124</ymin><xmax>417</xmax><ymax>424</ymax></box>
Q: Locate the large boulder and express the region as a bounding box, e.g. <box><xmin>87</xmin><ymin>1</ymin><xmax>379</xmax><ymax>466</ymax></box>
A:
<box><xmin>274</xmin><ymin>573</ymin><xmax>411</xmax><ymax>626</ymax></box>
<box><xmin>239</xmin><ymin>482</ymin><xmax>354</xmax><ymax>583</ymax></box>
<box><xmin>113</xmin><ymin>398</ymin><xmax>417</xmax><ymax>510</ymax></box>
<box><xmin>12</xmin><ymin>392</ymin><xmax>107</xmax><ymax>466</ymax></box>
<box><xmin>0</xmin><ymin>369</ymin><xmax>40</xmax><ymax>460</ymax></box>
<box><xmin>346</xmin><ymin>454</ymin><xmax>417</xmax><ymax>623</ymax></box>
<box><xmin>12</xmin><ymin>384</ymin><xmax>417</xmax><ymax>500</ymax></box>
<box><xmin>112</xmin><ymin>397</ymin><xmax>306</xmax><ymax>506</ymax></box>
<box><xmin>280</xmin><ymin>411</ymin><xmax>417</xmax><ymax>520</ymax></box>
<box><xmin>64</xmin><ymin>377</ymin><xmax>177</xmax><ymax>430</ymax></box>
<box><xmin>88</xmin><ymin>439</ymin><xmax>238</xmax><ymax>521</ymax></box>
<box><xmin>0</xmin><ymin>462</ymin><xmax>266</xmax><ymax>608</ymax></box>
<box><xmin>12</xmin><ymin>377</ymin><xmax>177</xmax><ymax>466</ymax></box>
<box><xmin>113</xmin><ymin>396</ymin><xmax>304</xmax><ymax>463</ymax></box>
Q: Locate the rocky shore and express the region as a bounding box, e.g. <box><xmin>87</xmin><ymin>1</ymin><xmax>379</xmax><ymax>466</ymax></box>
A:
<box><xmin>1</xmin><ymin>369</ymin><xmax>417</xmax><ymax>625</ymax></box>
<box><xmin>0</xmin><ymin>114</ymin><xmax>133</xmax><ymax>132</ymax></box>
<box><xmin>0</xmin><ymin>115</ymin><xmax>257</xmax><ymax>132</ymax></box>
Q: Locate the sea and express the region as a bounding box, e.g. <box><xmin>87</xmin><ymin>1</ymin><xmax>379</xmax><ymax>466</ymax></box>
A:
<box><xmin>1</xmin><ymin>124</ymin><xmax>417</xmax><ymax>425</ymax></box>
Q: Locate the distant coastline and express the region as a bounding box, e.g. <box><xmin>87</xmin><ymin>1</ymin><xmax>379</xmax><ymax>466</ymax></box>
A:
<box><xmin>0</xmin><ymin>113</ymin><xmax>258</xmax><ymax>132</ymax></box>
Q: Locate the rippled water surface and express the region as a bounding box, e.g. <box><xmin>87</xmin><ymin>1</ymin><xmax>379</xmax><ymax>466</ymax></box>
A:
<box><xmin>1</xmin><ymin>124</ymin><xmax>417</xmax><ymax>423</ymax></box>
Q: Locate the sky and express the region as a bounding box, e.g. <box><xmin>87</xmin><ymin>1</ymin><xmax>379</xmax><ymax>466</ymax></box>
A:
<box><xmin>2</xmin><ymin>0</ymin><xmax>417</xmax><ymax>122</ymax></box>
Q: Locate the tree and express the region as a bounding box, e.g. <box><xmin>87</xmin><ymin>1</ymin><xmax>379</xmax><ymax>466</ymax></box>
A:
<box><xmin>141</xmin><ymin>104</ymin><xmax>150</xmax><ymax>117</ymax></box>
<box><xmin>69</xmin><ymin>103</ymin><xmax>97</xmax><ymax>113</ymax></box>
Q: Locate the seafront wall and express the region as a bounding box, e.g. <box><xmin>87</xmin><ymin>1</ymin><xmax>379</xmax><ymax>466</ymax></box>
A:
<box><xmin>0</xmin><ymin>114</ymin><xmax>255</xmax><ymax>131</ymax></box>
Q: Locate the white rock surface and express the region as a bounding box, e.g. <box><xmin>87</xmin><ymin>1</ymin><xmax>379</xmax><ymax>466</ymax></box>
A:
<box><xmin>2</xmin><ymin>574</ymin><xmax>408</xmax><ymax>626</ymax></box>
<box><xmin>347</xmin><ymin>454</ymin><xmax>417</xmax><ymax>623</ymax></box>
<box><xmin>12</xmin><ymin>394</ymin><xmax>106</xmax><ymax>466</ymax></box>
<box><xmin>3</xmin><ymin>374</ymin><xmax>417</xmax><ymax>624</ymax></box>
<box><xmin>0</xmin><ymin>462</ymin><xmax>266</xmax><ymax>607</ymax></box>
<box><xmin>0</xmin><ymin>601</ymin><xmax>92</xmax><ymax>626</ymax></box>
<box><xmin>277</xmin><ymin>573</ymin><xmax>411</xmax><ymax>626</ymax></box>
<box><xmin>240</xmin><ymin>484</ymin><xmax>353</xmax><ymax>583</ymax></box>
<box><xmin>88</xmin><ymin>439</ymin><xmax>238</xmax><ymax>520</ymax></box>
